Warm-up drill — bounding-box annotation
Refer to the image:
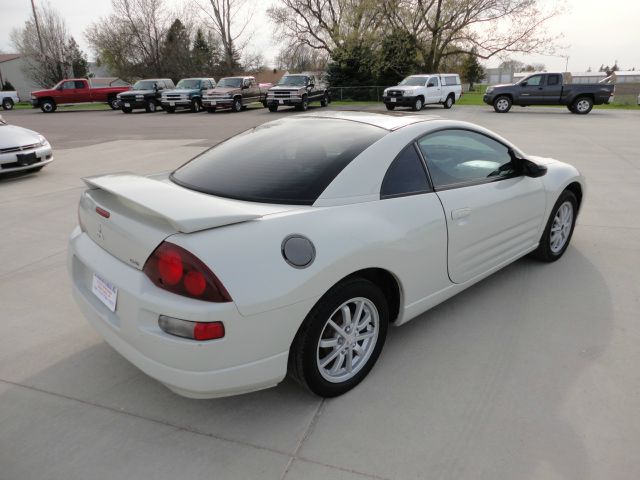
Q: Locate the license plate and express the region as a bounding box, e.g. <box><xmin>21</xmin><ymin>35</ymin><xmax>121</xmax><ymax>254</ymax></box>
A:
<box><xmin>16</xmin><ymin>152</ymin><xmax>39</xmax><ymax>166</ymax></box>
<box><xmin>92</xmin><ymin>273</ymin><xmax>118</xmax><ymax>312</ymax></box>
<box><xmin>169</xmin><ymin>101</ymin><xmax>175</xmax><ymax>106</ymax></box>
<box><xmin>212</xmin><ymin>101</ymin><xmax>216</xmax><ymax>106</ymax></box>
<box><xmin>390</xmin><ymin>98</ymin><xmax>396</xmax><ymax>103</ymax></box>
<box><xmin>279</xmin><ymin>99</ymin><xmax>284</xmax><ymax>104</ymax></box>
<box><xmin>124</xmin><ymin>102</ymin><xmax>130</xmax><ymax>108</ymax></box>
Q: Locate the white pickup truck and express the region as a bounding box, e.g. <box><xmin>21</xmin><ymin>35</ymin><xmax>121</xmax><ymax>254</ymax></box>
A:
<box><xmin>383</xmin><ymin>74</ymin><xmax>462</xmax><ymax>111</ymax></box>
<box><xmin>1</xmin><ymin>90</ymin><xmax>19</xmax><ymax>110</ymax></box>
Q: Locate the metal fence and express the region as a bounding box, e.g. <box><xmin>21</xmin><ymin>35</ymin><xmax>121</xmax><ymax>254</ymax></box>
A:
<box><xmin>328</xmin><ymin>86</ymin><xmax>390</xmax><ymax>102</ymax></box>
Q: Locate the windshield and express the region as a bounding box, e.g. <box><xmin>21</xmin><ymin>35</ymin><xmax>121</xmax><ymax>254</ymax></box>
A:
<box><xmin>399</xmin><ymin>76</ymin><xmax>429</xmax><ymax>86</ymax></box>
<box><xmin>132</xmin><ymin>80</ymin><xmax>157</xmax><ymax>90</ymax></box>
<box><xmin>176</xmin><ymin>79</ymin><xmax>201</xmax><ymax>89</ymax></box>
<box><xmin>278</xmin><ymin>75</ymin><xmax>308</xmax><ymax>86</ymax></box>
<box><xmin>217</xmin><ymin>78</ymin><xmax>243</xmax><ymax>88</ymax></box>
<box><xmin>171</xmin><ymin>118</ymin><xmax>387</xmax><ymax>205</ymax></box>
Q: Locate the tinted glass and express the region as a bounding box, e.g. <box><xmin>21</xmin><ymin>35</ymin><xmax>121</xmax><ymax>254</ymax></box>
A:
<box><xmin>548</xmin><ymin>74</ymin><xmax>561</xmax><ymax>86</ymax></box>
<box><xmin>381</xmin><ymin>145</ymin><xmax>431</xmax><ymax>199</ymax></box>
<box><xmin>62</xmin><ymin>81</ymin><xmax>75</xmax><ymax>89</ymax></box>
<box><xmin>176</xmin><ymin>79</ymin><xmax>201</xmax><ymax>89</ymax></box>
<box><xmin>429</xmin><ymin>77</ymin><xmax>439</xmax><ymax>87</ymax></box>
<box><xmin>171</xmin><ymin>118</ymin><xmax>387</xmax><ymax>205</ymax></box>
<box><xmin>278</xmin><ymin>75</ymin><xmax>308</xmax><ymax>86</ymax></box>
<box><xmin>418</xmin><ymin>130</ymin><xmax>517</xmax><ymax>188</ymax></box>
<box><xmin>217</xmin><ymin>78</ymin><xmax>243</xmax><ymax>88</ymax></box>
<box><xmin>132</xmin><ymin>80</ymin><xmax>156</xmax><ymax>90</ymax></box>
<box><xmin>75</xmin><ymin>80</ymin><xmax>86</xmax><ymax>89</ymax></box>
<box><xmin>523</xmin><ymin>75</ymin><xmax>542</xmax><ymax>86</ymax></box>
<box><xmin>444</xmin><ymin>76</ymin><xmax>459</xmax><ymax>86</ymax></box>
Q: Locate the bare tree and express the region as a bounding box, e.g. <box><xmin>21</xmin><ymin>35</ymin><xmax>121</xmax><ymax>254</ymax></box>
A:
<box><xmin>86</xmin><ymin>0</ymin><xmax>175</xmax><ymax>80</ymax></box>
<box><xmin>194</xmin><ymin>0</ymin><xmax>253</xmax><ymax>75</ymax></box>
<box><xmin>267</xmin><ymin>0</ymin><xmax>385</xmax><ymax>54</ymax></box>
<box><xmin>383</xmin><ymin>0</ymin><xmax>563</xmax><ymax>71</ymax></box>
<box><xmin>275</xmin><ymin>42</ymin><xmax>329</xmax><ymax>72</ymax></box>
<box><xmin>11</xmin><ymin>2</ymin><xmax>76</xmax><ymax>86</ymax></box>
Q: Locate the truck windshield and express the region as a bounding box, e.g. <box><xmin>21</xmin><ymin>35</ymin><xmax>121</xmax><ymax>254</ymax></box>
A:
<box><xmin>170</xmin><ymin>118</ymin><xmax>387</xmax><ymax>205</ymax></box>
<box><xmin>132</xmin><ymin>80</ymin><xmax>157</xmax><ymax>90</ymax></box>
<box><xmin>278</xmin><ymin>75</ymin><xmax>308</xmax><ymax>86</ymax></box>
<box><xmin>176</xmin><ymin>79</ymin><xmax>201</xmax><ymax>89</ymax></box>
<box><xmin>217</xmin><ymin>78</ymin><xmax>243</xmax><ymax>88</ymax></box>
<box><xmin>399</xmin><ymin>76</ymin><xmax>429</xmax><ymax>86</ymax></box>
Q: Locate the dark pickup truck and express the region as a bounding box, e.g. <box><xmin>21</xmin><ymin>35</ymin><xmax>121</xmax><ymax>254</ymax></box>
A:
<box><xmin>483</xmin><ymin>72</ymin><xmax>615</xmax><ymax>114</ymax></box>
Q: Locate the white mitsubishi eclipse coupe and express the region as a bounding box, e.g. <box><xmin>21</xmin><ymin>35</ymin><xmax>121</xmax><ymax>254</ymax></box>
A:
<box><xmin>69</xmin><ymin>111</ymin><xmax>584</xmax><ymax>398</ymax></box>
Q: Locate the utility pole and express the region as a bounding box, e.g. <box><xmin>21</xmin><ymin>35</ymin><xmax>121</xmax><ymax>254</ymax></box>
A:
<box><xmin>30</xmin><ymin>0</ymin><xmax>45</xmax><ymax>56</ymax></box>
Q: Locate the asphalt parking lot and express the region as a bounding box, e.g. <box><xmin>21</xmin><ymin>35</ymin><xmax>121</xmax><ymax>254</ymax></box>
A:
<box><xmin>1</xmin><ymin>104</ymin><xmax>639</xmax><ymax>480</ymax></box>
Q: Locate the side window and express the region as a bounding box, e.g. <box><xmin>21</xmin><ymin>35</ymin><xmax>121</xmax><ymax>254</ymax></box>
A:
<box><xmin>381</xmin><ymin>145</ymin><xmax>431</xmax><ymax>199</ymax></box>
<box><xmin>62</xmin><ymin>81</ymin><xmax>75</xmax><ymax>89</ymax></box>
<box><xmin>418</xmin><ymin>130</ymin><xmax>517</xmax><ymax>188</ymax></box>
<box><xmin>547</xmin><ymin>74</ymin><xmax>561</xmax><ymax>86</ymax></box>
<box><xmin>525</xmin><ymin>75</ymin><xmax>543</xmax><ymax>86</ymax></box>
<box><xmin>427</xmin><ymin>77</ymin><xmax>439</xmax><ymax>87</ymax></box>
<box><xmin>75</xmin><ymin>80</ymin><xmax>86</xmax><ymax>89</ymax></box>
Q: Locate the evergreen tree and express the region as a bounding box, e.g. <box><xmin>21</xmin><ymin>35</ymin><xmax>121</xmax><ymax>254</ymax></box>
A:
<box><xmin>162</xmin><ymin>19</ymin><xmax>192</xmax><ymax>81</ymax></box>
<box><xmin>67</xmin><ymin>37</ymin><xmax>88</xmax><ymax>78</ymax></box>
<box><xmin>2</xmin><ymin>79</ymin><xmax>16</xmax><ymax>91</ymax></box>
<box><xmin>374</xmin><ymin>30</ymin><xmax>420</xmax><ymax>86</ymax></box>
<box><xmin>462</xmin><ymin>50</ymin><xmax>484</xmax><ymax>91</ymax></box>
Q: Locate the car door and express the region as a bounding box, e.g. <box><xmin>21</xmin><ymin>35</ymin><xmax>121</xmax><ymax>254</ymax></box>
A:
<box><xmin>518</xmin><ymin>74</ymin><xmax>545</xmax><ymax>104</ymax></box>
<box><xmin>74</xmin><ymin>80</ymin><xmax>91</xmax><ymax>102</ymax></box>
<box><xmin>540</xmin><ymin>73</ymin><xmax>563</xmax><ymax>103</ymax></box>
<box><xmin>59</xmin><ymin>80</ymin><xmax>77</xmax><ymax>103</ymax></box>
<box><xmin>425</xmin><ymin>77</ymin><xmax>442</xmax><ymax>104</ymax></box>
<box><xmin>417</xmin><ymin>129</ymin><xmax>547</xmax><ymax>284</ymax></box>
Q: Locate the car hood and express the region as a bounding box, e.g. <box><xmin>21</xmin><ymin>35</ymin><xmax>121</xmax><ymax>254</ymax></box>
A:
<box><xmin>120</xmin><ymin>89</ymin><xmax>155</xmax><ymax>96</ymax></box>
<box><xmin>269</xmin><ymin>85</ymin><xmax>305</xmax><ymax>92</ymax></box>
<box><xmin>163</xmin><ymin>88</ymin><xmax>198</xmax><ymax>95</ymax></box>
<box><xmin>31</xmin><ymin>88</ymin><xmax>56</xmax><ymax>96</ymax></box>
<box><xmin>390</xmin><ymin>85</ymin><xmax>422</xmax><ymax>92</ymax></box>
<box><xmin>206</xmin><ymin>87</ymin><xmax>240</xmax><ymax>94</ymax></box>
<box><xmin>0</xmin><ymin>124</ymin><xmax>42</xmax><ymax>148</ymax></box>
<box><xmin>488</xmin><ymin>84</ymin><xmax>513</xmax><ymax>89</ymax></box>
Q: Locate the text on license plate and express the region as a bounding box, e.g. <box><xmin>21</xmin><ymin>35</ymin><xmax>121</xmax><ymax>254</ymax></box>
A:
<box><xmin>169</xmin><ymin>101</ymin><xmax>175</xmax><ymax>106</ymax></box>
<box><xmin>92</xmin><ymin>273</ymin><xmax>118</xmax><ymax>312</ymax></box>
<box><xmin>391</xmin><ymin>98</ymin><xmax>396</xmax><ymax>102</ymax></box>
<box><xmin>124</xmin><ymin>102</ymin><xmax>130</xmax><ymax>107</ymax></box>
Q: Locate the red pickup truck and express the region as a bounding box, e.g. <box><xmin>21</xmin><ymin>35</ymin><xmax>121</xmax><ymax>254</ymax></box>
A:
<box><xmin>30</xmin><ymin>78</ymin><xmax>131</xmax><ymax>113</ymax></box>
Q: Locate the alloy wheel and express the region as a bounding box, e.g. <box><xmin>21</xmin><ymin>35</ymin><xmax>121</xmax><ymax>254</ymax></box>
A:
<box><xmin>550</xmin><ymin>201</ymin><xmax>574</xmax><ymax>253</ymax></box>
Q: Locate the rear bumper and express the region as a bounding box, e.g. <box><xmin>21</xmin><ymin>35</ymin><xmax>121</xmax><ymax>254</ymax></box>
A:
<box><xmin>382</xmin><ymin>95</ymin><xmax>416</xmax><ymax>107</ymax></box>
<box><xmin>68</xmin><ymin>227</ymin><xmax>316</xmax><ymax>398</ymax></box>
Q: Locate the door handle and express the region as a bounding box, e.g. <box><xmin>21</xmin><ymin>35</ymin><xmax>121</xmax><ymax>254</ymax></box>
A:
<box><xmin>451</xmin><ymin>208</ymin><xmax>472</xmax><ymax>220</ymax></box>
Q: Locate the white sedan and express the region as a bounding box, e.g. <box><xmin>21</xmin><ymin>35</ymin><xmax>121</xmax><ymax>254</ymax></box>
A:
<box><xmin>69</xmin><ymin>111</ymin><xmax>584</xmax><ymax>398</ymax></box>
<box><xmin>0</xmin><ymin>115</ymin><xmax>53</xmax><ymax>174</ymax></box>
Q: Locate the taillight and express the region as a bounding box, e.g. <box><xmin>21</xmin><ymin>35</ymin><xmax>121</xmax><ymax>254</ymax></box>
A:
<box><xmin>143</xmin><ymin>242</ymin><xmax>232</xmax><ymax>302</ymax></box>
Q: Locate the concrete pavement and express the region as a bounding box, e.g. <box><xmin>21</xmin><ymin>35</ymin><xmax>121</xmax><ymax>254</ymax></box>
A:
<box><xmin>1</xmin><ymin>105</ymin><xmax>639</xmax><ymax>479</ymax></box>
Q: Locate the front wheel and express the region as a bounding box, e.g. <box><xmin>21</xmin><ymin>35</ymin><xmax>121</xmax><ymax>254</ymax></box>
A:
<box><xmin>412</xmin><ymin>96</ymin><xmax>423</xmax><ymax>111</ymax></box>
<box><xmin>165</xmin><ymin>106</ymin><xmax>176</xmax><ymax>113</ymax></box>
<box><xmin>320</xmin><ymin>92</ymin><xmax>329</xmax><ymax>107</ymax></box>
<box><xmin>567</xmin><ymin>105</ymin><xmax>576</xmax><ymax>113</ymax></box>
<box><xmin>530</xmin><ymin>190</ymin><xmax>578</xmax><ymax>262</ymax></box>
<box><xmin>296</xmin><ymin>95</ymin><xmax>309</xmax><ymax>111</ymax></box>
<box><xmin>207</xmin><ymin>107</ymin><xmax>216</xmax><ymax>113</ymax></box>
<box><xmin>385</xmin><ymin>103</ymin><xmax>395</xmax><ymax>111</ymax></box>
<box><xmin>108</xmin><ymin>96</ymin><xmax>120</xmax><ymax>110</ymax></box>
<box><xmin>2</xmin><ymin>98</ymin><xmax>14</xmax><ymax>110</ymax></box>
<box><xmin>443</xmin><ymin>95</ymin><xmax>454</xmax><ymax>109</ymax></box>
<box><xmin>40</xmin><ymin>100</ymin><xmax>56</xmax><ymax>113</ymax></box>
<box><xmin>122</xmin><ymin>106</ymin><xmax>133</xmax><ymax>113</ymax></box>
<box><xmin>268</xmin><ymin>104</ymin><xmax>278</xmax><ymax>112</ymax></box>
<box><xmin>288</xmin><ymin>278</ymin><xmax>389</xmax><ymax>397</ymax></box>
<box><xmin>572</xmin><ymin>97</ymin><xmax>593</xmax><ymax>115</ymax></box>
<box><xmin>232</xmin><ymin>97</ymin><xmax>242</xmax><ymax>112</ymax></box>
<box><xmin>493</xmin><ymin>96</ymin><xmax>512</xmax><ymax>113</ymax></box>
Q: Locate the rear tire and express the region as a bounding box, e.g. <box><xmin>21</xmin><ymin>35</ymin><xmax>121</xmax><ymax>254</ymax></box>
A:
<box><xmin>40</xmin><ymin>99</ymin><xmax>56</xmax><ymax>113</ymax></box>
<box><xmin>2</xmin><ymin>98</ymin><xmax>15</xmax><ymax>110</ymax></box>
<box><xmin>530</xmin><ymin>190</ymin><xmax>578</xmax><ymax>262</ymax></box>
<box><xmin>493</xmin><ymin>96</ymin><xmax>512</xmax><ymax>113</ymax></box>
<box><xmin>288</xmin><ymin>277</ymin><xmax>389</xmax><ymax>397</ymax></box>
<box><xmin>268</xmin><ymin>104</ymin><xmax>278</xmax><ymax>112</ymax></box>
<box><xmin>385</xmin><ymin>103</ymin><xmax>395</xmax><ymax>111</ymax></box>
<box><xmin>572</xmin><ymin>96</ymin><xmax>593</xmax><ymax>114</ymax></box>
<box><xmin>443</xmin><ymin>95</ymin><xmax>454</xmax><ymax>109</ymax></box>
<box><xmin>145</xmin><ymin>99</ymin><xmax>157</xmax><ymax>113</ymax></box>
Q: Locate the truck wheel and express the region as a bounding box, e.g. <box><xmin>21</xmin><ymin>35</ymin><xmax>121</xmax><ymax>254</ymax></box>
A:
<box><xmin>412</xmin><ymin>96</ymin><xmax>423</xmax><ymax>111</ymax></box>
<box><xmin>232</xmin><ymin>97</ymin><xmax>242</xmax><ymax>112</ymax></box>
<box><xmin>108</xmin><ymin>96</ymin><xmax>120</xmax><ymax>110</ymax></box>
<box><xmin>122</xmin><ymin>106</ymin><xmax>133</xmax><ymax>113</ymax></box>
<box><xmin>165</xmin><ymin>106</ymin><xmax>176</xmax><ymax>113</ymax></box>
<box><xmin>493</xmin><ymin>96</ymin><xmax>512</xmax><ymax>113</ymax></box>
<box><xmin>268</xmin><ymin>104</ymin><xmax>278</xmax><ymax>112</ymax></box>
<box><xmin>190</xmin><ymin>99</ymin><xmax>202</xmax><ymax>113</ymax></box>
<box><xmin>2</xmin><ymin>98</ymin><xmax>14</xmax><ymax>110</ymax></box>
<box><xmin>207</xmin><ymin>107</ymin><xmax>216</xmax><ymax>113</ymax></box>
<box><xmin>40</xmin><ymin>99</ymin><xmax>56</xmax><ymax>113</ymax></box>
<box><xmin>320</xmin><ymin>92</ymin><xmax>329</xmax><ymax>107</ymax></box>
<box><xmin>567</xmin><ymin>105</ymin><xmax>576</xmax><ymax>113</ymax></box>
<box><xmin>145</xmin><ymin>99</ymin><xmax>157</xmax><ymax>113</ymax></box>
<box><xmin>443</xmin><ymin>95</ymin><xmax>454</xmax><ymax>109</ymax></box>
<box><xmin>296</xmin><ymin>95</ymin><xmax>309</xmax><ymax>111</ymax></box>
<box><xmin>385</xmin><ymin>104</ymin><xmax>395</xmax><ymax>111</ymax></box>
<box><xmin>572</xmin><ymin>97</ymin><xmax>593</xmax><ymax>115</ymax></box>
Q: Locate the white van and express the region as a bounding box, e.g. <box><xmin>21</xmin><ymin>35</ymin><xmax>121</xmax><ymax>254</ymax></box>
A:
<box><xmin>383</xmin><ymin>74</ymin><xmax>462</xmax><ymax>111</ymax></box>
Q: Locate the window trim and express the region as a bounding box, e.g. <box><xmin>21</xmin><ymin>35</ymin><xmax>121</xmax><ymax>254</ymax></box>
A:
<box><xmin>416</xmin><ymin>127</ymin><xmax>525</xmax><ymax>192</ymax></box>
<box><xmin>380</xmin><ymin>143</ymin><xmax>434</xmax><ymax>200</ymax></box>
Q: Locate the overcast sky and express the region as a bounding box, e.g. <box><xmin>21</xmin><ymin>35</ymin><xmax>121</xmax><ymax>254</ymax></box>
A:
<box><xmin>1</xmin><ymin>0</ymin><xmax>638</xmax><ymax>73</ymax></box>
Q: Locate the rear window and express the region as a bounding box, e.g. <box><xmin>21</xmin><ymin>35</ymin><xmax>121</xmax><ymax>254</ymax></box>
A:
<box><xmin>171</xmin><ymin>118</ymin><xmax>387</xmax><ymax>205</ymax></box>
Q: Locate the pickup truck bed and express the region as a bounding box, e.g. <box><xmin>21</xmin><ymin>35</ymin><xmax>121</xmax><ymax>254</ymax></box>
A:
<box><xmin>484</xmin><ymin>72</ymin><xmax>615</xmax><ymax>114</ymax></box>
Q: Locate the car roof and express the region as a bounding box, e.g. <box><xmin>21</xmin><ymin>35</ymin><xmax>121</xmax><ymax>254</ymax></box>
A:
<box><xmin>297</xmin><ymin>111</ymin><xmax>439</xmax><ymax>131</ymax></box>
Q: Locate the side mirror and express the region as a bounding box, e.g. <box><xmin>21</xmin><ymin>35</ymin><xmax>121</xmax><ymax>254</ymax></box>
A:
<box><xmin>427</xmin><ymin>83</ymin><xmax>435</xmax><ymax>88</ymax></box>
<box><xmin>308</xmin><ymin>83</ymin><xmax>314</xmax><ymax>88</ymax></box>
<box><xmin>522</xmin><ymin>159</ymin><xmax>547</xmax><ymax>178</ymax></box>
<box><xmin>520</xmin><ymin>82</ymin><xmax>528</xmax><ymax>87</ymax></box>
